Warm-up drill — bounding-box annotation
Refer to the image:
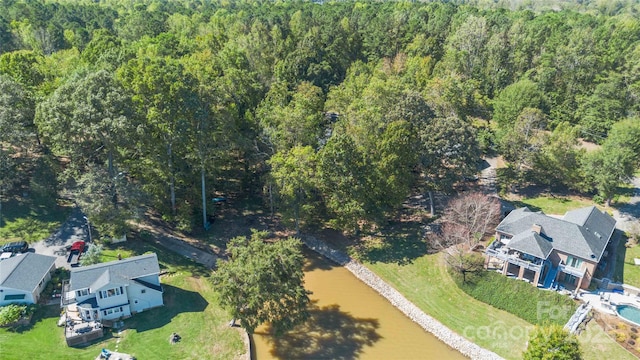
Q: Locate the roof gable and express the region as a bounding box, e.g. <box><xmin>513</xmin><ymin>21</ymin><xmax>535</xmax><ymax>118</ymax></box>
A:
<box><xmin>497</xmin><ymin>206</ymin><xmax>616</xmax><ymax>262</ymax></box>
<box><xmin>69</xmin><ymin>253</ymin><xmax>160</xmax><ymax>291</ymax></box>
<box><xmin>508</xmin><ymin>231</ymin><xmax>554</xmax><ymax>259</ymax></box>
<box><xmin>0</xmin><ymin>253</ymin><xmax>56</xmax><ymax>292</ymax></box>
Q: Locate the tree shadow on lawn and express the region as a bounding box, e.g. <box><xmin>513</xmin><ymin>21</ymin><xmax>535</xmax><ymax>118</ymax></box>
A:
<box><xmin>123</xmin><ymin>284</ymin><xmax>208</xmax><ymax>333</ymax></box>
<box><xmin>7</xmin><ymin>304</ymin><xmax>61</xmax><ymax>333</ymax></box>
<box><xmin>355</xmin><ymin>221</ymin><xmax>428</xmax><ymax>265</ymax></box>
<box><xmin>259</xmin><ymin>302</ymin><xmax>381</xmax><ymax>360</ymax></box>
<box><xmin>504</xmin><ymin>199</ymin><xmax>542</xmax><ymax>213</ymax></box>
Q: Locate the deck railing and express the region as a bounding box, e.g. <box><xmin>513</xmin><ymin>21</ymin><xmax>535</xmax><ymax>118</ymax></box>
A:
<box><xmin>485</xmin><ymin>248</ymin><xmax>542</xmax><ymax>272</ymax></box>
<box><xmin>559</xmin><ymin>264</ymin><xmax>586</xmax><ymax>278</ymax></box>
<box><xmin>60</xmin><ymin>280</ymin><xmax>76</xmax><ymax>307</ymax></box>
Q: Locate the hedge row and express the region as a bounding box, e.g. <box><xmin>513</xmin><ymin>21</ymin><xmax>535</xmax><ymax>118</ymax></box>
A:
<box><xmin>455</xmin><ymin>271</ymin><xmax>577</xmax><ymax>326</ymax></box>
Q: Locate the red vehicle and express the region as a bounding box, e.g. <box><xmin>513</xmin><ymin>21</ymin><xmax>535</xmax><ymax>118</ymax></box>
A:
<box><xmin>67</xmin><ymin>241</ymin><xmax>85</xmax><ymax>266</ymax></box>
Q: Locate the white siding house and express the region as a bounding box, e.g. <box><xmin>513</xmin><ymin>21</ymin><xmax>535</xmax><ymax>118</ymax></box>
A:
<box><xmin>0</xmin><ymin>253</ymin><xmax>56</xmax><ymax>306</ymax></box>
<box><xmin>65</xmin><ymin>253</ymin><xmax>163</xmax><ymax>321</ymax></box>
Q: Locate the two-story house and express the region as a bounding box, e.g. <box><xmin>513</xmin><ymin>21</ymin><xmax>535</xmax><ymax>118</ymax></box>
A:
<box><xmin>485</xmin><ymin>206</ymin><xmax>616</xmax><ymax>290</ymax></box>
<box><xmin>64</xmin><ymin>253</ymin><xmax>163</xmax><ymax>321</ymax></box>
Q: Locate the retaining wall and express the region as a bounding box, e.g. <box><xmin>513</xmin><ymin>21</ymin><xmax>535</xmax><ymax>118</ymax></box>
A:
<box><xmin>302</xmin><ymin>235</ymin><xmax>504</xmax><ymax>360</ymax></box>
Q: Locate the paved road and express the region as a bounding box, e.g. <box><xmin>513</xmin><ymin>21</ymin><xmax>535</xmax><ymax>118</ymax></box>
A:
<box><xmin>31</xmin><ymin>207</ymin><xmax>91</xmax><ymax>269</ymax></box>
<box><xmin>136</xmin><ymin>222</ymin><xmax>218</xmax><ymax>269</ymax></box>
<box><xmin>612</xmin><ymin>176</ymin><xmax>640</xmax><ymax>233</ymax></box>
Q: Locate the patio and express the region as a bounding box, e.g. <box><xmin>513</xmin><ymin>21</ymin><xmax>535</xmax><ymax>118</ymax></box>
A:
<box><xmin>578</xmin><ymin>290</ymin><xmax>640</xmax><ymax>316</ymax></box>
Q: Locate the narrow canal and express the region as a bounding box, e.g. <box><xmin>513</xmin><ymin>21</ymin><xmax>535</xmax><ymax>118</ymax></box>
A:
<box><xmin>251</xmin><ymin>249</ymin><xmax>466</xmax><ymax>359</ymax></box>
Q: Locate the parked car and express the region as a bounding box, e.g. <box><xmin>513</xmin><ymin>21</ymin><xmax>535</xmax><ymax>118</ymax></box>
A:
<box><xmin>1</xmin><ymin>241</ymin><xmax>29</xmax><ymax>253</ymax></box>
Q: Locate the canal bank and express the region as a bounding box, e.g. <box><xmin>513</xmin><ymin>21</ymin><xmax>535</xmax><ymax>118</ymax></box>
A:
<box><xmin>252</xmin><ymin>248</ymin><xmax>466</xmax><ymax>359</ymax></box>
<box><xmin>299</xmin><ymin>235</ymin><xmax>503</xmax><ymax>360</ymax></box>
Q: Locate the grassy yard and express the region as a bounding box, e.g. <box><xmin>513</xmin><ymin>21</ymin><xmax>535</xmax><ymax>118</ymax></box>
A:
<box><xmin>0</xmin><ymin>196</ymin><xmax>71</xmax><ymax>245</ymax></box>
<box><xmin>364</xmin><ymin>253</ymin><xmax>634</xmax><ymax>360</ymax></box>
<box><xmin>341</xmin><ymin>226</ymin><xmax>634</xmax><ymax>360</ymax></box>
<box><xmin>508</xmin><ymin>195</ymin><xmax>597</xmax><ymax>215</ymax></box>
<box><xmin>0</xmin><ymin>238</ymin><xmax>244</xmax><ymax>360</ymax></box>
<box><xmin>364</xmin><ymin>252</ymin><xmax>532</xmax><ymax>359</ymax></box>
<box><xmin>622</xmin><ymin>244</ymin><xmax>640</xmax><ymax>288</ymax></box>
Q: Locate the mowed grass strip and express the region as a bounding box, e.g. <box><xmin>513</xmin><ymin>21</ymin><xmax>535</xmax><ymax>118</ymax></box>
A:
<box><xmin>509</xmin><ymin>196</ymin><xmax>597</xmax><ymax>216</ymax></box>
<box><xmin>623</xmin><ymin>243</ymin><xmax>640</xmax><ymax>288</ymax></box>
<box><xmin>364</xmin><ymin>252</ymin><xmax>635</xmax><ymax>360</ymax></box>
<box><xmin>365</xmin><ymin>253</ymin><xmax>531</xmax><ymax>359</ymax></box>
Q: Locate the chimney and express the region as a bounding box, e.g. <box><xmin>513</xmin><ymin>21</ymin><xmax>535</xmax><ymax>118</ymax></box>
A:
<box><xmin>532</xmin><ymin>224</ymin><xmax>543</xmax><ymax>235</ymax></box>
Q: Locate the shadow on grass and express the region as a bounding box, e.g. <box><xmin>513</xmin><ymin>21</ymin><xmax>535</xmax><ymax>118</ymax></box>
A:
<box><xmin>124</xmin><ymin>284</ymin><xmax>208</xmax><ymax>333</ymax></box>
<box><xmin>105</xmin><ymin>235</ymin><xmax>212</xmax><ymax>279</ymax></box>
<box><xmin>7</xmin><ymin>304</ymin><xmax>60</xmax><ymax>333</ymax></box>
<box><xmin>355</xmin><ymin>221</ymin><xmax>428</xmax><ymax>265</ymax></box>
<box><xmin>0</xmin><ymin>197</ymin><xmax>71</xmax><ymax>242</ymax></box>
<box><xmin>503</xmin><ymin>199</ymin><xmax>542</xmax><ymax>213</ymax></box>
<box><xmin>257</xmin><ymin>302</ymin><xmax>381</xmax><ymax>360</ymax></box>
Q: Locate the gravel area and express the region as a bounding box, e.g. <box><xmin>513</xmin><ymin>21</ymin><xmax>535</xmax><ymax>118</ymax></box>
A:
<box><xmin>302</xmin><ymin>235</ymin><xmax>504</xmax><ymax>360</ymax></box>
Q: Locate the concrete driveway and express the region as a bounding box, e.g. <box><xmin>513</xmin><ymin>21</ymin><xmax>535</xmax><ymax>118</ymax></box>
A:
<box><xmin>612</xmin><ymin>176</ymin><xmax>640</xmax><ymax>233</ymax></box>
<box><xmin>30</xmin><ymin>207</ymin><xmax>91</xmax><ymax>269</ymax></box>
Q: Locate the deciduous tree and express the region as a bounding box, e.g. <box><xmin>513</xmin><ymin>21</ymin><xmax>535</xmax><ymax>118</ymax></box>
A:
<box><xmin>523</xmin><ymin>325</ymin><xmax>581</xmax><ymax>360</ymax></box>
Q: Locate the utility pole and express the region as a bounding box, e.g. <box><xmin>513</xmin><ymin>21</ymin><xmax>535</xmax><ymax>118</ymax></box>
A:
<box><xmin>83</xmin><ymin>216</ymin><xmax>92</xmax><ymax>243</ymax></box>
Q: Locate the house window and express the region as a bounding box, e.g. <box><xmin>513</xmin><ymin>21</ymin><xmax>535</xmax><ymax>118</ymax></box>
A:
<box><xmin>4</xmin><ymin>294</ymin><xmax>26</xmax><ymax>300</ymax></box>
<box><xmin>79</xmin><ymin>289</ymin><xmax>89</xmax><ymax>296</ymax></box>
<box><xmin>566</xmin><ymin>256</ymin><xmax>582</xmax><ymax>268</ymax></box>
<box><xmin>102</xmin><ymin>287</ymin><xmax>122</xmax><ymax>299</ymax></box>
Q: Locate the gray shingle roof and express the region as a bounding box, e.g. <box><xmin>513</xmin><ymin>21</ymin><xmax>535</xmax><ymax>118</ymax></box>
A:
<box><xmin>69</xmin><ymin>253</ymin><xmax>160</xmax><ymax>291</ymax></box>
<box><xmin>497</xmin><ymin>206</ymin><xmax>616</xmax><ymax>262</ymax></box>
<box><xmin>508</xmin><ymin>231</ymin><xmax>554</xmax><ymax>259</ymax></box>
<box><xmin>0</xmin><ymin>253</ymin><xmax>56</xmax><ymax>292</ymax></box>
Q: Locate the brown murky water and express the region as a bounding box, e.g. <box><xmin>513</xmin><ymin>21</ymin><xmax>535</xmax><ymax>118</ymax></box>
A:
<box><xmin>251</xmin><ymin>250</ymin><xmax>466</xmax><ymax>359</ymax></box>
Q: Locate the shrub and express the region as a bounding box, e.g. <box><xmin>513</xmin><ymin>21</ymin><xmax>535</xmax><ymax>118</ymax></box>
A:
<box><xmin>455</xmin><ymin>270</ymin><xmax>577</xmax><ymax>325</ymax></box>
<box><xmin>0</xmin><ymin>305</ymin><xmax>27</xmax><ymax>326</ymax></box>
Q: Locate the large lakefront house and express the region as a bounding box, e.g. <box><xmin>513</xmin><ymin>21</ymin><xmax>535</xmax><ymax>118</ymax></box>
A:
<box><xmin>485</xmin><ymin>206</ymin><xmax>616</xmax><ymax>290</ymax></box>
<box><xmin>62</xmin><ymin>253</ymin><xmax>163</xmax><ymax>322</ymax></box>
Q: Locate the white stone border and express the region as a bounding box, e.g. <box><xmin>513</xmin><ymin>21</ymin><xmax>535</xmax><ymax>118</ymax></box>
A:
<box><xmin>302</xmin><ymin>235</ymin><xmax>504</xmax><ymax>360</ymax></box>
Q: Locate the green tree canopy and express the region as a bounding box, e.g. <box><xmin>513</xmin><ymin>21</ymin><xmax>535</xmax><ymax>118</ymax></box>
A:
<box><xmin>211</xmin><ymin>231</ymin><xmax>310</xmax><ymax>336</ymax></box>
<box><xmin>523</xmin><ymin>325</ymin><xmax>581</xmax><ymax>360</ymax></box>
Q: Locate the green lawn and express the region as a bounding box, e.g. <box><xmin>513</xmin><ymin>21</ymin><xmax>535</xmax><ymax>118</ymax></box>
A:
<box><xmin>623</xmin><ymin>244</ymin><xmax>640</xmax><ymax>288</ymax></box>
<box><xmin>0</xmin><ymin>197</ymin><xmax>71</xmax><ymax>244</ymax></box>
<box><xmin>580</xmin><ymin>321</ymin><xmax>637</xmax><ymax>360</ymax></box>
<box><xmin>365</xmin><ymin>253</ymin><xmax>532</xmax><ymax>359</ymax></box>
<box><xmin>365</xmin><ymin>254</ymin><xmax>634</xmax><ymax>360</ymax></box>
<box><xmin>509</xmin><ymin>196</ymin><xmax>597</xmax><ymax>215</ymax></box>
<box><xmin>0</xmin><ymin>239</ymin><xmax>244</xmax><ymax>360</ymax></box>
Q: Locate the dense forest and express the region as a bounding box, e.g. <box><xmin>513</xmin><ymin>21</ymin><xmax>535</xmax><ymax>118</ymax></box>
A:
<box><xmin>1</xmin><ymin>0</ymin><xmax>639</xmax><ymax>238</ymax></box>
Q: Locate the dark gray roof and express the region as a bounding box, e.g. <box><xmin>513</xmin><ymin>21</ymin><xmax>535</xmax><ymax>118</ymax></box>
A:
<box><xmin>508</xmin><ymin>231</ymin><xmax>554</xmax><ymax>259</ymax></box>
<box><xmin>0</xmin><ymin>253</ymin><xmax>56</xmax><ymax>292</ymax></box>
<box><xmin>69</xmin><ymin>253</ymin><xmax>160</xmax><ymax>291</ymax></box>
<box><xmin>497</xmin><ymin>206</ymin><xmax>616</xmax><ymax>262</ymax></box>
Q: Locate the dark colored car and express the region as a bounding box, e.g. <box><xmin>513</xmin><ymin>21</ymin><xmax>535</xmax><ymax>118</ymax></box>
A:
<box><xmin>2</xmin><ymin>241</ymin><xmax>29</xmax><ymax>253</ymax></box>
